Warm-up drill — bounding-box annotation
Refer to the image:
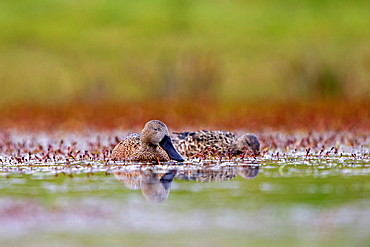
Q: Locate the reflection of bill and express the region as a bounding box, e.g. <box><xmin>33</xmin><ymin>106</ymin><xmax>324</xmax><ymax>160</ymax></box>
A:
<box><xmin>176</xmin><ymin>165</ymin><xmax>260</xmax><ymax>182</ymax></box>
<box><xmin>114</xmin><ymin>169</ymin><xmax>177</xmax><ymax>204</ymax></box>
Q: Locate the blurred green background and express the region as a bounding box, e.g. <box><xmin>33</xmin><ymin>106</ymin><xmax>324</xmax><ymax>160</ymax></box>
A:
<box><xmin>0</xmin><ymin>0</ymin><xmax>369</xmax><ymax>104</ymax></box>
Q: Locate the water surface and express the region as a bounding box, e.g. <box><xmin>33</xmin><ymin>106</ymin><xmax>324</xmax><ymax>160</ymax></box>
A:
<box><xmin>0</xmin><ymin>131</ymin><xmax>369</xmax><ymax>247</ymax></box>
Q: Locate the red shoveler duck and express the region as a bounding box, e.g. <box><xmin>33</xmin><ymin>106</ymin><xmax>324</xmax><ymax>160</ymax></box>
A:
<box><xmin>111</xmin><ymin>120</ymin><xmax>185</xmax><ymax>162</ymax></box>
<box><xmin>173</xmin><ymin>130</ymin><xmax>260</xmax><ymax>157</ymax></box>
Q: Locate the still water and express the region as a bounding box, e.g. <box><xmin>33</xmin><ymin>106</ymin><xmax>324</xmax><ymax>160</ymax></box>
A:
<box><xmin>0</xmin><ymin>131</ymin><xmax>369</xmax><ymax>247</ymax></box>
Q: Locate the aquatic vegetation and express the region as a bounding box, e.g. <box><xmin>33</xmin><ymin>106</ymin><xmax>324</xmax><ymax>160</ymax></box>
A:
<box><xmin>0</xmin><ymin>100</ymin><xmax>369</xmax><ymax>132</ymax></box>
<box><xmin>0</xmin><ymin>129</ymin><xmax>368</xmax><ymax>174</ymax></box>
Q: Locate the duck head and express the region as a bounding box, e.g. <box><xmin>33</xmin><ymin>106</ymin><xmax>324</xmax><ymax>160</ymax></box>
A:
<box><xmin>141</xmin><ymin>120</ymin><xmax>185</xmax><ymax>162</ymax></box>
<box><xmin>236</xmin><ymin>133</ymin><xmax>260</xmax><ymax>155</ymax></box>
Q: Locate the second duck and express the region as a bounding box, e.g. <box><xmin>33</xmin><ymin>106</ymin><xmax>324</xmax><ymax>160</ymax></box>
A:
<box><xmin>173</xmin><ymin>130</ymin><xmax>260</xmax><ymax>157</ymax></box>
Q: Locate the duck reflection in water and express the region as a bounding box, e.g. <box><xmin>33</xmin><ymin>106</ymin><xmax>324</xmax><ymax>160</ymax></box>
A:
<box><xmin>176</xmin><ymin>165</ymin><xmax>260</xmax><ymax>182</ymax></box>
<box><xmin>237</xmin><ymin>165</ymin><xmax>260</xmax><ymax>179</ymax></box>
<box><xmin>114</xmin><ymin>169</ymin><xmax>177</xmax><ymax>203</ymax></box>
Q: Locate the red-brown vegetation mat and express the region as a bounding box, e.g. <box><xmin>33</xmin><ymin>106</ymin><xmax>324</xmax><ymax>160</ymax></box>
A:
<box><xmin>0</xmin><ymin>100</ymin><xmax>369</xmax><ymax>132</ymax></box>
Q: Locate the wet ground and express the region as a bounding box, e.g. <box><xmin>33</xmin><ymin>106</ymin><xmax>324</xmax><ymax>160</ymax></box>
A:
<box><xmin>0</xmin><ymin>130</ymin><xmax>369</xmax><ymax>247</ymax></box>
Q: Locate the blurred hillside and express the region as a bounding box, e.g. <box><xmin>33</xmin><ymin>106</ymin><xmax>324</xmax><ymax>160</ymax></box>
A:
<box><xmin>0</xmin><ymin>0</ymin><xmax>369</xmax><ymax>104</ymax></box>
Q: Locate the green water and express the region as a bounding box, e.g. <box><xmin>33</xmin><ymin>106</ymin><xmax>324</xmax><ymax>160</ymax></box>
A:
<box><xmin>0</xmin><ymin>162</ymin><xmax>369</xmax><ymax>247</ymax></box>
<box><xmin>0</xmin><ymin>131</ymin><xmax>369</xmax><ymax>246</ymax></box>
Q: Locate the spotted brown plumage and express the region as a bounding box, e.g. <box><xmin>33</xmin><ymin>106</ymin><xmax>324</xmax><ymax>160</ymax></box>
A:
<box><xmin>111</xmin><ymin>120</ymin><xmax>184</xmax><ymax>162</ymax></box>
<box><xmin>172</xmin><ymin>130</ymin><xmax>260</xmax><ymax>157</ymax></box>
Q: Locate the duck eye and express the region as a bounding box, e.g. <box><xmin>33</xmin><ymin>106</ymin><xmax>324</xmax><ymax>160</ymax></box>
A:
<box><xmin>153</xmin><ymin>128</ymin><xmax>159</xmax><ymax>131</ymax></box>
